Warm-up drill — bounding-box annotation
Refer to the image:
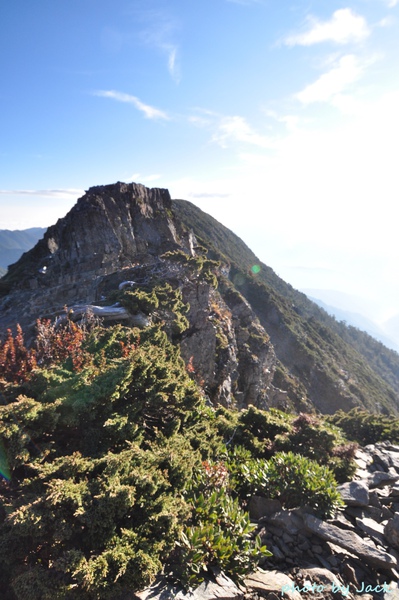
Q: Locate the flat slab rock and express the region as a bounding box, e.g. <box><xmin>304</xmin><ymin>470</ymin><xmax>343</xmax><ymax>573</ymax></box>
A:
<box><xmin>367</xmin><ymin>471</ymin><xmax>399</xmax><ymax>489</ymax></box>
<box><xmin>303</xmin><ymin>514</ymin><xmax>397</xmax><ymax>570</ymax></box>
<box><xmin>134</xmin><ymin>571</ymin><xmax>306</xmax><ymax>600</ymax></box>
<box><xmin>244</xmin><ymin>571</ymin><xmax>302</xmax><ymax>600</ymax></box>
<box><xmin>133</xmin><ymin>573</ymin><xmax>244</xmax><ymax>600</ymax></box>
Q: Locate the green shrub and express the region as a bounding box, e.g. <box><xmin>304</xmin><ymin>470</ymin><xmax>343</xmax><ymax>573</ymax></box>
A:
<box><xmin>273</xmin><ymin>413</ymin><xmax>357</xmax><ymax>482</ymax></box>
<box><xmin>328</xmin><ymin>408</ymin><xmax>399</xmax><ymax>446</ymax></box>
<box><xmin>228</xmin><ymin>451</ymin><xmax>343</xmax><ymax>518</ymax></box>
<box><xmin>175</xmin><ymin>487</ymin><xmax>270</xmax><ymax>587</ymax></box>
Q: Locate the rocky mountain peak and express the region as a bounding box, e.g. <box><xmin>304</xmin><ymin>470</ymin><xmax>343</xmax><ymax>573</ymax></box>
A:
<box><xmin>4</xmin><ymin>182</ymin><xmax>194</xmax><ymax>294</ymax></box>
<box><xmin>0</xmin><ymin>182</ymin><xmax>277</xmax><ymax>410</ymax></box>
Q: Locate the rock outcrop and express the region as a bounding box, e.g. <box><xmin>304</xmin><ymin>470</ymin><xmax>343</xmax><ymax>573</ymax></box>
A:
<box><xmin>0</xmin><ymin>182</ymin><xmax>277</xmax><ymax>409</ymax></box>
<box><xmin>0</xmin><ymin>183</ymin><xmax>191</xmax><ymax>324</ymax></box>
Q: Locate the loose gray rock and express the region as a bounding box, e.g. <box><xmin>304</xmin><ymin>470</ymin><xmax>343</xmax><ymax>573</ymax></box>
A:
<box><xmin>338</xmin><ymin>481</ymin><xmax>369</xmax><ymax>507</ymax></box>
<box><xmin>304</xmin><ymin>514</ymin><xmax>398</xmax><ymax>570</ymax></box>
<box><xmin>356</xmin><ymin>517</ymin><xmax>385</xmax><ymax>545</ymax></box>
<box><xmin>367</xmin><ymin>471</ymin><xmax>399</xmax><ymax>489</ymax></box>
<box><xmin>244</xmin><ymin>570</ymin><xmax>302</xmax><ymax>600</ymax></box>
<box><xmin>134</xmin><ymin>572</ymin><xmax>244</xmax><ymax>600</ymax></box>
<box><xmin>266</xmin><ymin>510</ymin><xmax>304</xmax><ymax>536</ymax></box>
<box><xmin>385</xmin><ymin>515</ymin><xmax>399</xmax><ymax>550</ymax></box>
<box><xmin>300</xmin><ymin>567</ymin><xmax>354</xmax><ymax>599</ymax></box>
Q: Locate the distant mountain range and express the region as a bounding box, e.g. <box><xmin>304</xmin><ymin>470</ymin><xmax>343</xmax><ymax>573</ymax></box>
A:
<box><xmin>304</xmin><ymin>291</ymin><xmax>399</xmax><ymax>353</ymax></box>
<box><xmin>0</xmin><ymin>227</ymin><xmax>46</xmax><ymax>275</ymax></box>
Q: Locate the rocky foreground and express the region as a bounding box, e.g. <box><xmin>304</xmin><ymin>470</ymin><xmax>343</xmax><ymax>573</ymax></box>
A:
<box><xmin>134</xmin><ymin>442</ymin><xmax>399</xmax><ymax>600</ymax></box>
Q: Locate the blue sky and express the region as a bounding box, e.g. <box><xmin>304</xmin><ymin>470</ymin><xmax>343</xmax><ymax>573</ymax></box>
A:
<box><xmin>1</xmin><ymin>0</ymin><xmax>399</xmax><ymax>339</ymax></box>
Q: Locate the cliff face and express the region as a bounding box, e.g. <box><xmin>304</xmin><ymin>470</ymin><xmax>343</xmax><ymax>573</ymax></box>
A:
<box><xmin>0</xmin><ymin>182</ymin><xmax>277</xmax><ymax>409</ymax></box>
<box><xmin>0</xmin><ymin>184</ymin><xmax>190</xmax><ymax>331</ymax></box>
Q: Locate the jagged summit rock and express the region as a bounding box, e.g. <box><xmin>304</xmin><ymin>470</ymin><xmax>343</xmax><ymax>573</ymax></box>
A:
<box><xmin>0</xmin><ymin>183</ymin><xmax>198</xmax><ymax>333</ymax></box>
<box><xmin>3</xmin><ymin>182</ymin><xmax>194</xmax><ymax>292</ymax></box>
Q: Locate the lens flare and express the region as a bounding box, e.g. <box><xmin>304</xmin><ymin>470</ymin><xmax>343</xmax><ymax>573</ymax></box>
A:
<box><xmin>0</xmin><ymin>439</ymin><xmax>10</xmax><ymax>481</ymax></box>
<box><xmin>251</xmin><ymin>264</ymin><xmax>261</xmax><ymax>274</ymax></box>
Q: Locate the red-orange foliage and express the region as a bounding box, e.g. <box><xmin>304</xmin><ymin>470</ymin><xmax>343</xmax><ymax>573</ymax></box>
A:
<box><xmin>35</xmin><ymin>318</ymin><xmax>86</xmax><ymax>371</ymax></box>
<box><xmin>0</xmin><ymin>325</ymin><xmax>37</xmax><ymax>385</ymax></box>
<box><xmin>186</xmin><ymin>355</ymin><xmax>195</xmax><ymax>374</ymax></box>
<box><xmin>119</xmin><ymin>334</ymin><xmax>140</xmax><ymax>358</ymax></box>
<box><xmin>202</xmin><ymin>460</ymin><xmax>229</xmax><ymax>490</ymax></box>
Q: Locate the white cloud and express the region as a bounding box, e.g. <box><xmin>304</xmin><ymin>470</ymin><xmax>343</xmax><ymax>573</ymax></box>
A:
<box><xmin>190</xmin><ymin>191</ymin><xmax>231</xmax><ymax>198</ymax></box>
<box><xmin>94</xmin><ymin>90</ymin><xmax>170</xmax><ymax>120</ymax></box>
<box><xmin>0</xmin><ymin>188</ymin><xmax>83</xmax><ymax>198</ymax></box>
<box><xmin>211</xmin><ymin>115</ymin><xmax>273</xmax><ymax>148</ymax></box>
<box><xmin>165</xmin><ymin>44</ymin><xmax>180</xmax><ymax>83</ymax></box>
<box><xmin>285</xmin><ymin>8</ymin><xmax>370</xmax><ymax>46</ymax></box>
<box><xmin>386</xmin><ymin>0</ymin><xmax>399</xmax><ymax>7</ymax></box>
<box><xmin>127</xmin><ymin>173</ymin><xmax>161</xmax><ymax>184</ymax></box>
<box><xmin>295</xmin><ymin>54</ymin><xmax>365</xmax><ymax>104</ymax></box>
<box><xmin>264</xmin><ymin>109</ymin><xmax>300</xmax><ymax>132</ymax></box>
<box><xmin>141</xmin><ymin>174</ymin><xmax>162</xmax><ymax>183</ymax></box>
<box><xmin>0</xmin><ymin>191</ymin><xmax>82</xmax><ymax>229</ymax></box>
<box><xmin>170</xmin><ymin>87</ymin><xmax>399</xmax><ymax>319</ymax></box>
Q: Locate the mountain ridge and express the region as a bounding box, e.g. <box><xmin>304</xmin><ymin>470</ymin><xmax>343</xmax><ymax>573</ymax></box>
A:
<box><xmin>1</xmin><ymin>182</ymin><xmax>398</xmax><ymax>415</ymax></box>
<box><xmin>173</xmin><ymin>198</ymin><xmax>399</xmax><ymax>413</ymax></box>
<box><xmin>0</xmin><ymin>227</ymin><xmax>46</xmax><ymax>274</ymax></box>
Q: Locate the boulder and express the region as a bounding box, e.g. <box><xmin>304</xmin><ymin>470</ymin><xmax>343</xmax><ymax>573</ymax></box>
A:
<box><xmin>266</xmin><ymin>509</ymin><xmax>304</xmax><ymax>535</ymax></box>
<box><xmin>367</xmin><ymin>471</ymin><xmax>399</xmax><ymax>489</ymax></box>
<box><xmin>248</xmin><ymin>496</ymin><xmax>282</xmax><ymax>520</ymax></box>
<box><xmin>338</xmin><ymin>481</ymin><xmax>369</xmax><ymax>507</ymax></box>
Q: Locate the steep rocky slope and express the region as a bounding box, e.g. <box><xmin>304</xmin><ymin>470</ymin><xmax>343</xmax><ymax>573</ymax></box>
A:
<box><xmin>1</xmin><ymin>182</ymin><xmax>398</xmax><ymax>414</ymax></box>
<box><xmin>173</xmin><ymin>198</ymin><xmax>399</xmax><ymax>415</ymax></box>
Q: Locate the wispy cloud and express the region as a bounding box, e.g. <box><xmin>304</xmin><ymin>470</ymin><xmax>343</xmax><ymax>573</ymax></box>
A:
<box><xmin>139</xmin><ymin>10</ymin><xmax>181</xmax><ymax>83</ymax></box>
<box><xmin>295</xmin><ymin>54</ymin><xmax>366</xmax><ymax>104</ymax></box>
<box><xmin>212</xmin><ymin>116</ymin><xmax>273</xmax><ymax>149</ymax></box>
<box><xmin>165</xmin><ymin>44</ymin><xmax>180</xmax><ymax>83</ymax></box>
<box><xmin>0</xmin><ymin>189</ymin><xmax>83</xmax><ymax>198</ymax></box>
<box><xmin>225</xmin><ymin>0</ymin><xmax>262</xmax><ymax>5</ymax></box>
<box><xmin>285</xmin><ymin>8</ymin><xmax>370</xmax><ymax>46</ymax></box>
<box><xmin>94</xmin><ymin>90</ymin><xmax>170</xmax><ymax>120</ymax></box>
<box><xmin>127</xmin><ymin>173</ymin><xmax>161</xmax><ymax>184</ymax></box>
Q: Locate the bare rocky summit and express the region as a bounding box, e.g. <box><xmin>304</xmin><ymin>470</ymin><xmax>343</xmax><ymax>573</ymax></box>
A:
<box><xmin>0</xmin><ymin>182</ymin><xmax>278</xmax><ymax>409</ymax></box>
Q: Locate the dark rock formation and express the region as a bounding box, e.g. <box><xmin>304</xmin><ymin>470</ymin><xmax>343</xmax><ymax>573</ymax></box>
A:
<box><xmin>0</xmin><ymin>182</ymin><xmax>277</xmax><ymax>409</ymax></box>
<box><xmin>0</xmin><ymin>183</ymin><xmax>191</xmax><ymax>324</ymax></box>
